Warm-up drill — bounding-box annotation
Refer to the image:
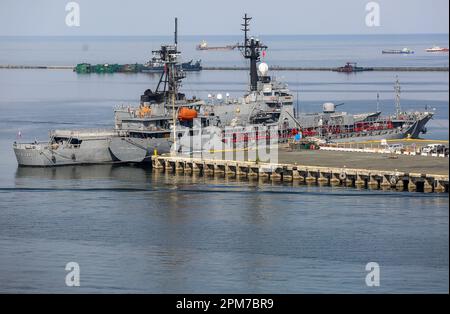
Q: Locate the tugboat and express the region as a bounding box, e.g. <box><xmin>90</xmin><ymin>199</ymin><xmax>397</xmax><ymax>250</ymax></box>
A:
<box><xmin>13</xmin><ymin>105</ymin><xmax>174</xmax><ymax>166</ymax></box>
<box><xmin>13</xmin><ymin>18</ymin><xmax>188</xmax><ymax>166</ymax></box>
<box><xmin>333</xmin><ymin>62</ymin><xmax>373</xmax><ymax>73</ymax></box>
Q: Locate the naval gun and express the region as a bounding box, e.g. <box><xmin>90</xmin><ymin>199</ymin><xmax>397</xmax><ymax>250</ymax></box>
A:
<box><xmin>322</xmin><ymin>102</ymin><xmax>345</xmax><ymax>114</ymax></box>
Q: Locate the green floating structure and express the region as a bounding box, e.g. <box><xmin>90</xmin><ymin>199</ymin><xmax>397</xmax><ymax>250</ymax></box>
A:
<box><xmin>74</xmin><ymin>60</ymin><xmax>201</xmax><ymax>74</ymax></box>
<box><xmin>74</xmin><ymin>63</ymin><xmax>142</xmax><ymax>74</ymax></box>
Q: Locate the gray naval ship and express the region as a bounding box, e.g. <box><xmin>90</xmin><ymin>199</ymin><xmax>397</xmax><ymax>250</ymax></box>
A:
<box><xmin>13</xmin><ymin>107</ymin><xmax>174</xmax><ymax>166</ymax></box>
<box><xmin>13</xmin><ymin>20</ymin><xmax>187</xmax><ymax>166</ymax></box>
<box><xmin>174</xmin><ymin>14</ymin><xmax>433</xmax><ymax>153</ymax></box>
<box><xmin>293</xmin><ymin>78</ymin><xmax>433</xmax><ymax>143</ymax></box>
<box><xmin>13</xmin><ymin>15</ymin><xmax>434</xmax><ymax>166</ymax></box>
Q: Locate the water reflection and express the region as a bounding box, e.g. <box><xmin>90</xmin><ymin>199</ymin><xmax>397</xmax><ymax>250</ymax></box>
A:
<box><xmin>15</xmin><ymin>164</ymin><xmax>150</xmax><ymax>182</ymax></box>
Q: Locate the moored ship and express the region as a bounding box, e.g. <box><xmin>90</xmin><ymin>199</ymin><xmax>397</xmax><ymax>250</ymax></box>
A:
<box><xmin>176</xmin><ymin>16</ymin><xmax>433</xmax><ymax>154</ymax></box>
<box><xmin>14</xmin><ymin>18</ymin><xmax>207</xmax><ymax>166</ymax></box>
<box><xmin>13</xmin><ymin>130</ymin><xmax>116</xmax><ymax>167</ymax></box>
<box><xmin>293</xmin><ymin>100</ymin><xmax>433</xmax><ymax>143</ymax></box>
<box><xmin>141</xmin><ymin>54</ymin><xmax>202</xmax><ymax>72</ymax></box>
<box><xmin>196</xmin><ymin>40</ymin><xmax>237</xmax><ymax>51</ymax></box>
<box><xmin>333</xmin><ymin>62</ymin><xmax>373</xmax><ymax>73</ymax></box>
<box><xmin>382</xmin><ymin>48</ymin><xmax>414</xmax><ymax>54</ymax></box>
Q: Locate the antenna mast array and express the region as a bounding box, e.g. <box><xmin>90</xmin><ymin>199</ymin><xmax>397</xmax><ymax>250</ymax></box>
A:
<box><xmin>237</xmin><ymin>14</ymin><xmax>267</xmax><ymax>92</ymax></box>
<box><xmin>154</xmin><ymin>18</ymin><xmax>185</xmax><ymax>104</ymax></box>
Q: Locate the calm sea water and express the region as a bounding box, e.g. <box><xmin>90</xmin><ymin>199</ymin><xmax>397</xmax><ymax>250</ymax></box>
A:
<box><xmin>1</xmin><ymin>34</ymin><xmax>449</xmax><ymax>67</ymax></box>
<box><xmin>0</xmin><ymin>35</ymin><xmax>448</xmax><ymax>293</ymax></box>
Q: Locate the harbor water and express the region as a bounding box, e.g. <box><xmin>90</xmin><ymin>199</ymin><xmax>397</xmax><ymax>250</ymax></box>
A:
<box><xmin>0</xmin><ymin>35</ymin><xmax>448</xmax><ymax>293</ymax></box>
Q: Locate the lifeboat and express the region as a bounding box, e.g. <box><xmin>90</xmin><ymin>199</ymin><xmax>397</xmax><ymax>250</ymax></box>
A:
<box><xmin>178</xmin><ymin>107</ymin><xmax>198</xmax><ymax>121</ymax></box>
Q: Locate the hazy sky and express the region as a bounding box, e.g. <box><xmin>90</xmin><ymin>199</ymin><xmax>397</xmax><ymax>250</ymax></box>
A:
<box><xmin>0</xmin><ymin>0</ymin><xmax>448</xmax><ymax>36</ymax></box>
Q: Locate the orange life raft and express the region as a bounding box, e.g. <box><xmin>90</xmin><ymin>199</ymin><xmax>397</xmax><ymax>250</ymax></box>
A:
<box><xmin>178</xmin><ymin>107</ymin><xmax>198</xmax><ymax>121</ymax></box>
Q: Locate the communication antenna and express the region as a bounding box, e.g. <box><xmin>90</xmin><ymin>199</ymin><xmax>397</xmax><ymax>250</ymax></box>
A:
<box><xmin>394</xmin><ymin>76</ymin><xmax>401</xmax><ymax>118</ymax></box>
<box><xmin>241</xmin><ymin>14</ymin><xmax>251</xmax><ymax>50</ymax></box>
<box><xmin>376</xmin><ymin>92</ymin><xmax>380</xmax><ymax>112</ymax></box>
<box><xmin>174</xmin><ymin>17</ymin><xmax>178</xmax><ymax>46</ymax></box>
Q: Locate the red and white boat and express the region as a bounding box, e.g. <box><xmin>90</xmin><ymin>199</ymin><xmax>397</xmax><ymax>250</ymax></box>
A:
<box><xmin>425</xmin><ymin>45</ymin><xmax>449</xmax><ymax>52</ymax></box>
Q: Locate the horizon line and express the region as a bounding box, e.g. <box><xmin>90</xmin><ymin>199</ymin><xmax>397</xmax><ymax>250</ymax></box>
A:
<box><xmin>0</xmin><ymin>33</ymin><xmax>449</xmax><ymax>38</ymax></box>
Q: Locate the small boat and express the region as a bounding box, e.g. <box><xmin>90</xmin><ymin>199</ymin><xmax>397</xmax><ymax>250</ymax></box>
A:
<box><xmin>196</xmin><ymin>40</ymin><xmax>236</xmax><ymax>51</ymax></box>
<box><xmin>142</xmin><ymin>58</ymin><xmax>202</xmax><ymax>73</ymax></box>
<box><xmin>426</xmin><ymin>45</ymin><xmax>449</xmax><ymax>52</ymax></box>
<box><xmin>333</xmin><ymin>62</ymin><xmax>373</xmax><ymax>73</ymax></box>
<box><xmin>382</xmin><ymin>48</ymin><xmax>414</xmax><ymax>54</ymax></box>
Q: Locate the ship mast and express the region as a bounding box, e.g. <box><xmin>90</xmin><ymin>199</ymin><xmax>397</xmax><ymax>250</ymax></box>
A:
<box><xmin>174</xmin><ymin>17</ymin><xmax>178</xmax><ymax>47</ymax></box>
<box><xmin>237</xmin><ymin>14</ymin><xmax>267</xmax><ymax>92</ymax></box>
<box><xmin>154</xmin><ymin>18</ymin><xmax>185</xmax><ymax>104</ymax></box>
<box><xmin>376</xmin><ymin>92</ymin><xmax>380</xmax><ymax>112</ymax></box>
<box><xmin>172</xmin><ymin>60</ymin><xmax>177</xmax><ymax>154</ymax></box>
<box><xmin>172</xmin><ymin>17</ymin><xmax>177</xmax><ymax>153</ymax></box>
<box><xmin>149</xmin><ymin>18</ymin><xmax>184</xmax><ymax>153</ymax></box>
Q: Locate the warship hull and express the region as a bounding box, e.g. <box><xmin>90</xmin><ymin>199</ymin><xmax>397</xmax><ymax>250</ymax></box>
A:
<box><xmin>328</xmin><ymin>129</ymin><xmax>408</xmax><ymax>143</ymax></box>
<box><xmin>109</xmin><ymin>137</ymin><xmax>172</xmax><ymax>163</ymax></box>
<box><xmin>319</xmin><ymin>113</ymin><xmax>433</xmax><ymax>143</ymax></box>
<box><xmin>13</xmin><ymin>138</ymin><xmax>114</xmax><ymax>167</ymax></box>
<box><xmin>14</xmin><ymin>136</ymin><xmax>171</xmax><ymax>167</ymax></box>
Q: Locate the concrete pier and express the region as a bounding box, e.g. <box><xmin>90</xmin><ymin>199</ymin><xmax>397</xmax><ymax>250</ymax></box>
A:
<box><xmin>152</xmin><ymin>155</ymin><xmax>449</xmax><ymax>193</ymax></box>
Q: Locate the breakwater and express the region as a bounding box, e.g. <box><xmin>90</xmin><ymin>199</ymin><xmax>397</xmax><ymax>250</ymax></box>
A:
<box><xmin>203</xmin><ymin>66</ymin><xmax>449</xmax><ymax>72</ymax></box>
<box><xmin>1</xmin><ymin>65</ymin><xmax>448</xmax><ymax>72</ymax></box>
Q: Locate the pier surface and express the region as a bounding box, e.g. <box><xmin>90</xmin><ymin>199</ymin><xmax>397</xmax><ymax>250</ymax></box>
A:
<box><xmin>278</xmin><ymin>148</ymin><xmax>449</xmax><ymax>176</ymax></box>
